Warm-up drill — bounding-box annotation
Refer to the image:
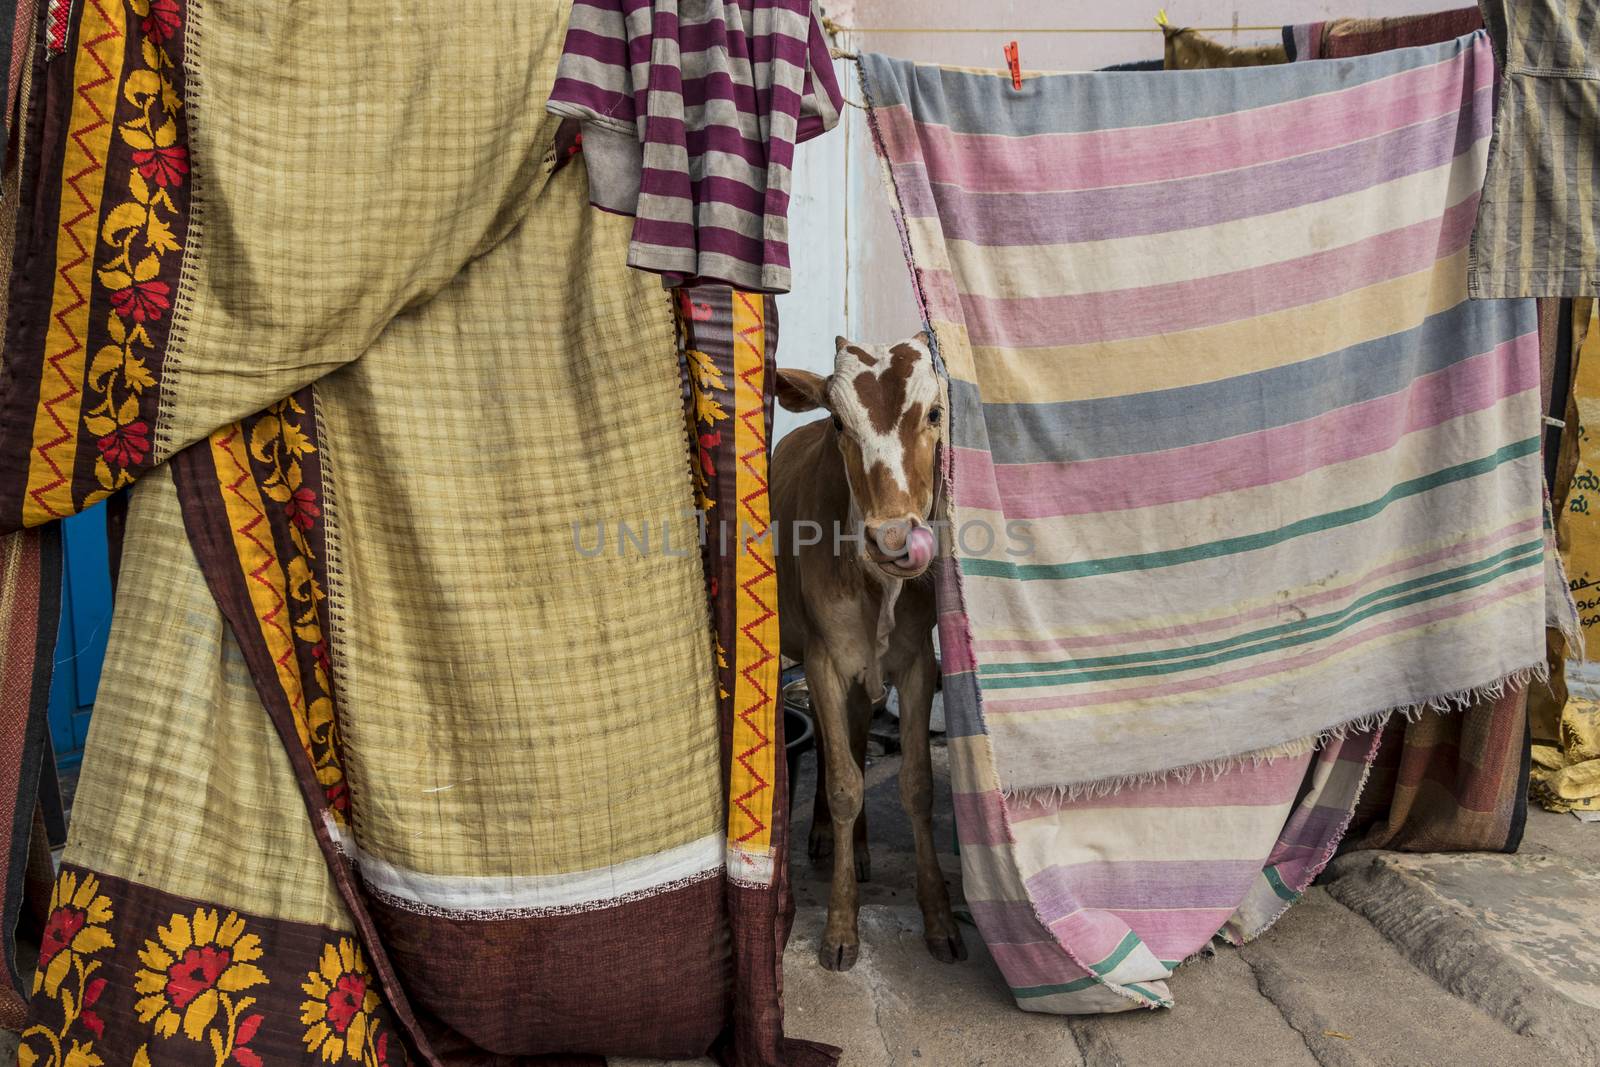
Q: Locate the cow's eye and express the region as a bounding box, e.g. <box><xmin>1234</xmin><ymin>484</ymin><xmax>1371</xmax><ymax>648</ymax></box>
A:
<box><xmin>928</xmin><ymin>407</ymin><xmax>943</xmax><ymax>426</ymax></box>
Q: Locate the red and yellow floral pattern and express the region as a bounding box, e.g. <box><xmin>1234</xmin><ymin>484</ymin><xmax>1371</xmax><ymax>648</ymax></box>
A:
<box><xmin>209</xmin><ymin>392</ymin><xmax>349</xmax><ymax>819</ymax></box>
<box><xmin>19</xmin><ymin>872</ymin><xmax>116</xmax><ymax>1067</ymax></box>
<box><xmin>132</xmin><ymin>907</ymin><xmax>267</xmax><ymax>1065</ymax></box>
<box><xmin>19</xmin><ymin>868</ymin><xmax>408</xmax><ymax>1066</ymax></box>
<box><xmin>84</xmin><ymin>0</ymin><xmax>190</xmax><ymax>500</ymax></box>
<box><xmin>299</xmin><ymin>940</ymin><xmax>390</xmax><ymax>1066</ymax></box>
<box><xmin>14</xmin><ymin>0</ymin><xmax>195</xmax><ymax>524</ymax></box>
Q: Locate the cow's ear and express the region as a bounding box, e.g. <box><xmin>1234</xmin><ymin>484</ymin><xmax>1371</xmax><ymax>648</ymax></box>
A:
<box><xmin>835</xmin><ymin>335</ymin><xmax>850</xmax><ymax>352</ymax></box>
<box><xmin>776</xmin><ymin>368</ymin><xmax>828</xmax><ymax>412</ymax></box>
<box><xmin>914</xmin><ymin>329</ymin><xmax>932</xmax><ymax>349</ymax></box>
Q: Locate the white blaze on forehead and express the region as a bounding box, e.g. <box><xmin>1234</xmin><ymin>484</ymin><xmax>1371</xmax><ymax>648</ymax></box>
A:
<box><xmin>828</xmin><ymin>338</ymin><xmax>940</xmax><ymax>505</ymax></box>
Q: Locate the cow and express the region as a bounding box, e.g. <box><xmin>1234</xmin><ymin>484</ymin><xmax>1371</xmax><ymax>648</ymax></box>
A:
<box><xmin>770</xmin><ymin>332</ymin><xmax>967</xmax><ymax>972</ymax></box>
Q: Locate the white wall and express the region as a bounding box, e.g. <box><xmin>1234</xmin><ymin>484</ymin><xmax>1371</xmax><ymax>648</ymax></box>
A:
<box><xmin>774</xmin><ymin>0</ymin><xmax>1454</xmax><ymax>438</ymax></box>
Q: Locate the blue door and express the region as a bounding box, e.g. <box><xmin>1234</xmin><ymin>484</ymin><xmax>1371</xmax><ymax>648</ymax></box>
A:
<box><xmin>47</xmin><ymin>501</ymin><xmax>113</xmax><ymax>769</ymax></box>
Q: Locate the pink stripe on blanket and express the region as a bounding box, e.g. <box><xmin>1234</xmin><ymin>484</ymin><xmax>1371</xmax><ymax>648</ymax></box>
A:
<box><xmin>874</xmin><ymin>48</ymin><xmax>1488</xmax><ymax>195</ymax></box>
<box><xmin>1003</xmin><ymin>755</ymin><xmax>1314</xmax><ymax>819</ymax></box>
<box><xmin>949</xmin><ymin>195</ymin><xmax>1481</xmax><ymax>351</ymax></box>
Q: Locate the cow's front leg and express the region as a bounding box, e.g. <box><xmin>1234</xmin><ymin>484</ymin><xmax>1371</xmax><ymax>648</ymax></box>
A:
<box><xmin>897</xmin><ymin>649</ymin><xmax>966</xmax><ymax>963</ymax></box>
<box><xmin>807</xmin><ymin>643</ymin><xmax>864</xmax><ymax>971</ymax></box>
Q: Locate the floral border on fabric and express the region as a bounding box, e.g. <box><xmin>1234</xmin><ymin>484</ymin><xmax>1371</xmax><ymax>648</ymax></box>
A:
<box><xmin>166</xmin><ymin>387</ymin><xmax>436</xmax><ymax>1066</ymax></box>
<box><xmin>680</xmin><ymin>287</ymin><xmax>780</xmax><ymax>885</ymax></box>
<box><xmin>0</xmin><ymin>0</ymin><xmax>190</xmax><ymax>532</ymax></box>
<box><xmin>18</xmin><ymin>866</ymin><xmax>409</xmax><ymax>1067</ymax></box>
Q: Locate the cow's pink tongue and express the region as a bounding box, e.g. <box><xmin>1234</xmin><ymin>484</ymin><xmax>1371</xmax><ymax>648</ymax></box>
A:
<box><xmin>905</xmin><ymin>526</ymin><xmax>936</xmax><ymax>569</ymax></box>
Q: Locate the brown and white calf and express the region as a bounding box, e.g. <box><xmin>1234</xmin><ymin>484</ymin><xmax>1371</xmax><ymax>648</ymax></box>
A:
<box><xmin>770</xmin><ymin>333</ymin><xmax>966</xmax><ymax>972</ymax></box>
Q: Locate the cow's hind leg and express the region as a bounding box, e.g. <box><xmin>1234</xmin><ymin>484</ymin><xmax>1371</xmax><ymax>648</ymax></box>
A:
<box><xmin>807</xmin><ymin>644</ymin><xmax>865</xmax><ymax>971</ymax></box>
<box><xmin>898</xmin><ymin>649</ymin><xmax>966</xmax><ymax>963</ymax></box>
<box><xmin>808</xmin><ymin>739</ymin><xmax>833</xmax><ymax>864</ymax></box>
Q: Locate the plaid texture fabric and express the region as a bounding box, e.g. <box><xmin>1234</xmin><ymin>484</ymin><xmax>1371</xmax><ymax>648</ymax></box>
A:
<box><xmin>61</xmin><ymin>471</ymin><xmax>350</xmax><ymax>931</ymax></box>
<box><xmin>1469</xmin><ymin>0</ymin><xmax>1600</xmax><ymax>298</ymax></box>
<box><xmin>1342</xmin><ymin>687</ymin><xmax>1530</xmax><ymax>852</ymax></box>
<box><xmin>0</xmin><ymin>525</ymin><xmax>59</xmax><ymax>1026</ymax></box>
<box><xmin>547</xmin><ymin>0</ymin><xmax>842</xmax><ymax>292</ymax></box>
<box><xmin>7</xmin><ymin>1</ymin><xmax>823</xmax><ymax>1062</ymax></box>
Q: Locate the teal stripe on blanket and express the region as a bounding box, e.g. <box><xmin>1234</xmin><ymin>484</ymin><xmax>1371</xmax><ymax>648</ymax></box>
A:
<box><xmin>1263</xmin><ymin>866</ymin><xmax>1301</xmax><ymax>903</ymax></box>
<box><xmin>980</xmin><ymin>539</ymin><xmax>1544</xmax><ymax>678</ymax></box>
<box><xmin>963</xmin><ymin>438</ymin><xmax>1540</xmax><ymax>583</ymax></box>
<box><xmin>983</xmin><ymin>546</ymin><xmax>1542</xmax><ymax>689</ymax></box>
<box><xmin>1010</xmin><ymin>930</ymin><xmax>1146</xmax><ymax>999</ymax></box>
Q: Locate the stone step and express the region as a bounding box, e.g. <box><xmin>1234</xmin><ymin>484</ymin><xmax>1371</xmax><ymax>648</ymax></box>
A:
<box><xmin>1324</xmin><ymin>846</ymin><xmax>1600</xmax><ymax>1064</ymax></box>
<box><xmin>1239</xmin><ymin>888</ymin><xmax>1561</xmax><ymax>1067</ymax></box>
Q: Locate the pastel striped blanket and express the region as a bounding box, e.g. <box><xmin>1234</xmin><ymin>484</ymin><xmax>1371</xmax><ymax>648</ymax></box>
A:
<box><xmin>862</xmin><ymin>32</ymin><xmax>1549</xmax><ymax>797</ymax></box>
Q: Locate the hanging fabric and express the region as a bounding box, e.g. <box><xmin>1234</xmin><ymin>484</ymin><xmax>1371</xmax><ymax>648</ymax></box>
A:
<box><xmin>1469</xmin><ymin>0</ymin><xmax>1600</xmax><ymax>298</ymax></box>
<box><xmin>1160</xmin><ymin>23</ymin><xmax>1286</xmax><ymax>69</ymax></box>
<box><xmin>1283</xmin><ymin>6</ymin><xmax>1484</xmax><ymax>62</ymax></box>
<box><xmin>547</xmin><ymin>0</ymin><xmax>843</xmax><ymax>293</ymax></box>
<box><xmin>0</xmin><ymin>2</ymin><xmax>825</xmax><ymax>1063</ymax></box>
<box><xmin>860</xmin><ymin>30</ymin><xmax>1563</xmax><ymax>1012</ymax></box>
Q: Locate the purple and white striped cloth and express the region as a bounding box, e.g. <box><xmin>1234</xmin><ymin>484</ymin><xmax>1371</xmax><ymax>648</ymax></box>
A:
<box><xmin>548</xmin><ymin>0</ymin><xmax>842</xmax><ymax>293</ymax></box>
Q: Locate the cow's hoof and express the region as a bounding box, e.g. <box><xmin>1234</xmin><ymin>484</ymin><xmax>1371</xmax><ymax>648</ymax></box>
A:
<box><xmin>808</xmin><ymin>823</ymin><xmax>834</xmax><ymax>864</ymax></box>
<box><xmin>819</xmin><ymin>938</ymin><xmax>859</xmax><ymax>972</ymax></box>
<box><xmin>925</xmin><ymin>929</ymin><xmax>968</xmax><ymax>964</ymax></box>
<box><xmin>854</xmin><ymin>844</ymin><xmax>870</xmax><ymax>883</ymax></box>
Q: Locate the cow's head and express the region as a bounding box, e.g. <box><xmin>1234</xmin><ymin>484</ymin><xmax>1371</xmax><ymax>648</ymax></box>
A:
<box><xmin>777</xmin><ymin>333</ymin><xmax>942</xmax><ymax>580</ymax></box>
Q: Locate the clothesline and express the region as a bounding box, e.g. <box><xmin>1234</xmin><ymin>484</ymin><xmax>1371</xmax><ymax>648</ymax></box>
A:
<box><xmin>821</xmin><ymin>20</ymin><xmax>1285</xmax><ymax>35</ymax></box>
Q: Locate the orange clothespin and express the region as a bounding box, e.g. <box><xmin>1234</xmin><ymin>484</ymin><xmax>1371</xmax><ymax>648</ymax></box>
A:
<box><xmin>1004</xmin><ymin>40</ymin><xmax>1022</xmax><ymax>90</ymax></box>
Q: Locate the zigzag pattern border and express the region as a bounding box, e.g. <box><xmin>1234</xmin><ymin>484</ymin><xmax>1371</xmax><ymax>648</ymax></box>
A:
<box><xmin>212</xmin><ymin>426</ymin><xmax>304</xmax><ymax>719</ymax></box>
<box><xmin>30</xmin><ymin>1</ymin><xmax>120</xmax><ymax>519</ymax></box>
<box><xmin>731</xmin><ymin>291</ymin><xmax>775</xmax><ymax>845</ymax></box>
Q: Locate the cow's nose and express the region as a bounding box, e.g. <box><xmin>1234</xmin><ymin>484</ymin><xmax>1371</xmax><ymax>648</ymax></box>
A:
<box><xmin>869</xmin><ymin>518</ymin><xmax>916</xmax><ymax>557</ymax></box>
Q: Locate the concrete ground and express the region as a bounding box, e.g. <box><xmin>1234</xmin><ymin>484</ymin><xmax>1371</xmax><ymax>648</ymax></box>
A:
<box><xmin>623</xmin><ymin>726</ymin><xmax>1599</xmax><ymax>1067</ymax></box>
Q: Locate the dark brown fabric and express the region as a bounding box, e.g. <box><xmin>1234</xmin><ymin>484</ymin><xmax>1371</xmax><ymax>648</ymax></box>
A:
<box><xmin>1343</xmin><ymin>685</ymin><xmax>1530</xmax><ymax>853</ymax></box>
<box><xmin>369</xmin><ymin>878</ymin><xmax>729</xmax><ymax>1063</ymax></box>
<box><xmin>1320</xmin><ymin>7</ymin><xmax>1484</xmax><ymax>59</ymax></box>
<box><xmin>17</xmin><ymin>865</ymin><xmax>412</xmax><ymax>1067</ymax></box>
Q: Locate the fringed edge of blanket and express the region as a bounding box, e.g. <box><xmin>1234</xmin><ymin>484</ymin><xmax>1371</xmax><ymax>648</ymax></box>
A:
<box><xmin>999</xmin><ymin>660</ymin><xmax>1550</xmax><ymax>804</ymax></box>
<box><xmin>1546</xmin><ymin>520</ymin><xmax>1588</xmax><ymax>660</ymax></box>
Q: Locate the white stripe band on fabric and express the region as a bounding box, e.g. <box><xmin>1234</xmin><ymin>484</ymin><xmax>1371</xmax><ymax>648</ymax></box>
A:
<box><xmin>325</xmin><ymin>817</ymin><xmax>725</xmax><ymax>917</ymax></box>
<box><xmin>727</xmin><ymin>844</ymin><xmax>775</xmax><ymax>887</ymax></box>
